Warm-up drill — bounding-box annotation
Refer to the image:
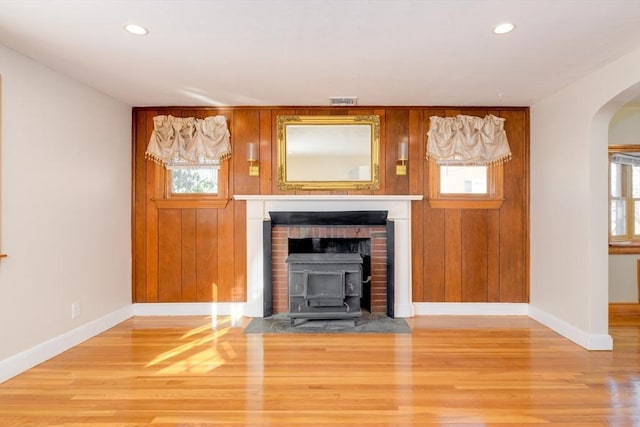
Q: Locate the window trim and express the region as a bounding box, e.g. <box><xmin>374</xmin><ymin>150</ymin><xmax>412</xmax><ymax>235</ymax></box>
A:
<box><xmin>152</xmin><ymin>159</ymin><xmax>229</xmax><ymax>209</ymax></box>
<box><xmin>427</xmin><ymin>160</ymin><xmax>505</xmax><ymax>209</ymax></box>
<box><xmin>609</xmin><ymin>144</ymin><xmax>640</xmax><ymax>254</ymax></box>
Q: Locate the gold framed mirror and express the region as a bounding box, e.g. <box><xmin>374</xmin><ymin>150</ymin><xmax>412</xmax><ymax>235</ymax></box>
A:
<box><xmin>276</xmin><ymin>115</ymin><xmax>380</xmax><ymax>190</ymax></box>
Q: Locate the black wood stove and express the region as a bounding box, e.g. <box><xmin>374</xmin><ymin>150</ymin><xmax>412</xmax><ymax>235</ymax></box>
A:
<box><xmin>286</xmin><ymin>253</ymin><xmax>363</xmax><ymax>326</ymax></box>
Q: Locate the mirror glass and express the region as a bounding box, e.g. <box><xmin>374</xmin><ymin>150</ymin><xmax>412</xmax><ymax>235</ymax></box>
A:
<box><xmin>277</xmin><ymin>115</ymin><xmax>380</xmax><ymax>190</ymax></box>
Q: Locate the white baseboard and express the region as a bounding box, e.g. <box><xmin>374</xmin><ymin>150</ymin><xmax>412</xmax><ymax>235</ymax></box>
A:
<box><xmin>413</xmin><ymin>302</ymin><xmax>529</xmax><ymax>316</ymax></box>
<box><xmin>528</xmin><ymin>305</ymin><xmax>613</xmax><ymax>351</ymax></box>
<box><xmin>394</xmin><ymin>303</ymin><xmax>414</xmax><ymax>318</ymax></box>
<box><xmin>0</xmin><ymin>305</ymin><xmax>133</xmax><ymax>384</ymax></box>
<box><xmin>132</xmin><ymin>302</ymin><xmax>246</xmax><ymax>317</ymax></box>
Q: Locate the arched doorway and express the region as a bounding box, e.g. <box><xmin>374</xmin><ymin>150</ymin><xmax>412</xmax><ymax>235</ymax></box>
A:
<box><xmin>604</xmin><ymin>92</ymin><xmax>640</xmax><ymax>320</ymax></box>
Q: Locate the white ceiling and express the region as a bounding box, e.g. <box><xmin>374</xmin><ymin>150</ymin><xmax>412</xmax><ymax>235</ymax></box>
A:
<box><xmin>1</xmin><ymin>0</ymin><xmax>640</xmax><ymax>107</ymax></box>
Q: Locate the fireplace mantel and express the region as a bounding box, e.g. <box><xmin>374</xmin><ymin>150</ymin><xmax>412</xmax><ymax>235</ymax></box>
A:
<box><xmin>234</xmin><ymin>195</ymin><xmax>423</xmax><ymax>318</ymax></box>
<box><xmin>235</xmin><ymin>195</ymin><xmax>423</xmax><ymax>201</ymax></box>
<box><xmin>234</xmin><ymin>195</ymin><xmax>422</xmax><ymax>214</ymax></box>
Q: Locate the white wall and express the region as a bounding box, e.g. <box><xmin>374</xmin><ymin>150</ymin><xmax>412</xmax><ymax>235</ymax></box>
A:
<box><xmin>0</xmin><ymin>45</ymin><xmax>132</xmax><ymax>367</ymax></box>
<box><xmin>608</xmin><ymin>106</ymin><xmax>640</xmax><ymax>303</ymax></box>
<box><xmin>609</xmin><ymin>255</ymin><xmax>639</xmax><ymax>302</ymax></box>
<box><xmin>530</xmin><ymin>47</ymin><xmax>640</xmax><ymax>349</ymax></box>
<box><xmin>609</xmin><ymin>106</ymin><xmax>640</xmax><ymax>145</ymax></box>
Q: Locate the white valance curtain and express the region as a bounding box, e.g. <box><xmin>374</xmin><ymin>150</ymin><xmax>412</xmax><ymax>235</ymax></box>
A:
<box><xmin>145</xmin><ymin>115</ymin><xmax>231</xmax><ymax>169</ymax></box>
<box><xmin>611</xmin><ymin>153</ymin><xmax>640</xmax><ymax>166</ymax></box>
<box><xmin>426</xmin><ymin>114</ymin><xmax>511</xmax><ymax>165</ymax></box>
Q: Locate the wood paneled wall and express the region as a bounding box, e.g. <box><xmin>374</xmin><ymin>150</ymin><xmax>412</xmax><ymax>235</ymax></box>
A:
<box><xmin>132</xmin><ymin>107</ymin><xmax>529</xmax><ymax>304</ymax></box>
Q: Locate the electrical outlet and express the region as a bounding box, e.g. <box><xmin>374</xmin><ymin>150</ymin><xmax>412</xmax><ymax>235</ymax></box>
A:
<box><xmin>71</xmin><ymin>302</ymin><xmax>80</xmax><ymax>319</ymax></box>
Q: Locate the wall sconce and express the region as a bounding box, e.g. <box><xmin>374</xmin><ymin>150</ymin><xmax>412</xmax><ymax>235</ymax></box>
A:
<box><xmin>248</xmin><ymin>142</ymin><xmax>259</xmax><ymax>176</ymax></box>
<box><xmin>396</xmin><ymin>140</ymin><xmax>408</xmax><ymax>176</ymax></box>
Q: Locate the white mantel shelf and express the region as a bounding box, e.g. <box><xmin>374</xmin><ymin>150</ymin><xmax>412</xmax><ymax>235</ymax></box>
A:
<box><xmin>237</xmin><ymin>194</ymin><xmax>422</xmax><ymax>318</ymax></box>
<box><xmin>234</xmin><ymin>195</ymin><xmax>423</xmax><ymax>201</ymax></box>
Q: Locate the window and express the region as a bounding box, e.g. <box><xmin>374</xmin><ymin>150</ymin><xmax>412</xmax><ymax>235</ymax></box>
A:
<box><xmin>440</xmin><ymin>165</ymin><xmax>488</xmax><ymax>194</ymax></box>
<box><xmin>154</xmin><ymin>161</ymin><xmax>228</xmax><ymax>209</ymax></box>
<box><xmin>428</xmin><ymin>161</ymin><xmax>504</xmax><ymax>209</ymax></box>
<box><xmin>609</xmin><ymin>146</ymin><xmax>640</xmax><ymax>252</ymax></box>
<box><xmin>171</xmin><ymin>165</ymin><xmax>219</xmax><ymax>194</ymax></box>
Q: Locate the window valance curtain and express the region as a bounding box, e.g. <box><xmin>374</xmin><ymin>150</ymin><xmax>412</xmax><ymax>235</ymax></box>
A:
<box><xmin>611</xmin><ymin>153</ymin><xmax>640</xmax><ymax>166</ymax></box>
<box><xmin>145</xmin><ymin>115</ymin><xmax>231</xmax><ymax>169</ymax></box>
<box><xmin>426</xmin><ymin>114</ymin><xmax>511</xmax><ymax>165</ymax></box>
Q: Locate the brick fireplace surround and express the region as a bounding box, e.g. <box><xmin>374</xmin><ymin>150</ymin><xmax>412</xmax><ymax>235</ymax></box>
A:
<box><xmin>235</xmin><ymin>195</ymin><xmax>422</xmax><ymax>318</ymax></box>
<box><xmin>270</xmin><ymin>214</ymin><xmax>390</xmax><ymax>316</ymax></box>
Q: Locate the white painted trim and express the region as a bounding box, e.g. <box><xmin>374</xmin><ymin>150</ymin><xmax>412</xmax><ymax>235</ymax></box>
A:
<box><xmin>0</xmin><ymin>305</ymin><xmax>133</xmax><ymax>384</ymax></box>
<box><xmin>240</xmin><ymin>196</ymin><xmax>418</xmax><ymax>317</ymax></box>
<box><xmin>528</xmin><ymin>305</ymin><xmax>613</xmax><ymax>350</ymax></box>
<box><xmin>587</xmin><ymin>334</ymin><xmax>616</xmax><ymax>350</ymax></box>
<box><xmin>132</xmin><ymin>302</ymin><xmax>246</xmax><ymax>317</ymax></box>
<box><xmin>234</xmin><ymin>195</ymin><xmax>423</xmax><ymax>201</ymax></box>
<box><xmin>413</xmin><ymin>303</ymin><xmax>529</xmax><ymax>316</ymax></box>
<box><xmin>395</xmin><ymin>303</ymin><xmax>414</xmax><ymax>318</ymax></box>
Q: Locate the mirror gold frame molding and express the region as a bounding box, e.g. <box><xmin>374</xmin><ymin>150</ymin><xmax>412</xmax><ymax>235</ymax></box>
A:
<box><xmin>276</xmin><ymin>115</ymin><xmax>381</xmax><ymax>191</ymax></box>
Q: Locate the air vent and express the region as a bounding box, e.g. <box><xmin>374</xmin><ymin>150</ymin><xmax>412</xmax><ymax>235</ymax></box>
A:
<box><xmin>329</xmin><ymin>96</ymin><xmax>358</xmax><ymax>106</ymax></box>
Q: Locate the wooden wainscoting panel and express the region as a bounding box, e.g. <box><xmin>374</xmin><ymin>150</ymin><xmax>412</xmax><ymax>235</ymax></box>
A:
<box><xmin>384</xmin><ymin>109</ymin><xmax>409</xmax><ymax>195</ymax></box>
<box><xmin>487</xmin><ymin>209</ymin><xmax>501</xmax><ymax>301</ymax></box>
<box><xmin>444</xmin><ymin>208</ymin><xmax>462</xmax><ymax>301</ymax></box>
<box><xmin>180</xmin><ymin>209</ymin><xmax>197</xmax><ymax>301</ymax></box>
<box><xmin>461</xmin><ymin>210</ymin><xmax>489</xmax><ymax>302</ymax></box>
<box><xmin>420</xmin><ymin>108</ymin><xmax>446</xmax><ymax>302</ymax></box>
<box><xmin>216</xmin><ymin>201</ymin><xmax>235</xmax><ymax>301</ymax></box>
<box><xmin>423</xmin><ymin>205</ymin><xmax>445</xmax><ymax>301</ymax></box>
<box><xmin>498</xmin><ymin>110</ymin><xmax>527</xmax><ymax>302</ymax></box>
<box><xmin>132</xmin><ymin>110</ymin><xmax>149</xmax><ymax>302</ymax></box>
<box><xmin>233</xmin><ymin>200</ymin><xmax>247</xmax><ymax>302</ymax></box>
<box><xmin>411</xmin><ymin>199</ymin><xmax>425</xmax><ymax>302</ymax></box>
<box><xmin>144</xmin><ymin>198</ymin><xmax>159</xmax><ymax>302</ymax></box>
<box><xmin>408</xmin><ymin>109</ymin><xmax>424</xmax><ymax>196</ymax></box>
<box><xmin>144</xmin><ymin>110</ymin><xmax>161</xmax><ymax>303</ymax></box>
<box><xmin>232</xmin><ymin>109</ymin><xmax>260</xmax><ymax>196</ymax></box>
<box><xmin>196</xmin><ymin>209</ymin><xmax>218</xmax><ymax>302</ymax></box>
<box><xmin>157</xmin><ymin>209</ymin><xmax>182</xmax><ymax>302</ymax></box>
<box><xmin>259</xmin><ymin>109</ymin><xmax>273</xmax><ymax>195</ymax></box>
<box><xmin>409</xmin><ymin>109</ymin><xmax>425</xmax><ymax>302</ymax></box>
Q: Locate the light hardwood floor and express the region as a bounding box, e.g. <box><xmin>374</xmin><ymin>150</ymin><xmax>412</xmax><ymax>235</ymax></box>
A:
<box><xmin>1</xmin><ymin>315</ymin><xmax>639</xmax><ymax>426</ymax></box>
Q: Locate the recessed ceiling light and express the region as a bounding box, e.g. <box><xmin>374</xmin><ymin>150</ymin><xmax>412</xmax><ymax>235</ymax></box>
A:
<box><xmin>493</xmin><ymin>22</ymin><xmax>515</xmax><ymax>35</ymax></box>
<box><xmin>124</xmin><ymin>24</ymin><xmax>149</xmax><ymax>36</ymax></box>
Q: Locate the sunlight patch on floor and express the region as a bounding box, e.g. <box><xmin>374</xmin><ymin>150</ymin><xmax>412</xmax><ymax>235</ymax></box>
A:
<box><xmin>146</xmin><ymin>327</ymin><xmax>232</xmax><ymax>370</ymax></box>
